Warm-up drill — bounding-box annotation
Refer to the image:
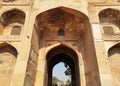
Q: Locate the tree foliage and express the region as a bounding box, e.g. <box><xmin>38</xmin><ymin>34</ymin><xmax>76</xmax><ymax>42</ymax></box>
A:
<box><xmin>67</xmin><ymin>79</ymin><xmax>72</xmax><ymax>86</ymax></box>
<box><xmin>52</xmin><ymin>76</ymin><xmax>59</xmax><ymax>86</ymax></box>
<box><xmin>64</xmin><ymin>63</ymin><xmax>71</xmax><ymax>77</ymax></box>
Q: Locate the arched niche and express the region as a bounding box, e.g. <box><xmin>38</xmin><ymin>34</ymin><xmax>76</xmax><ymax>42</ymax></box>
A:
<box><xmin>46</xmin><ymin>45</ymin><xmax>80</xmax><ymax>86</ymax></box>
<box><xmin>0</xmin><ymin>9</ymin><xmax>25</xmax><ymax>35</ymax></box>
<box><xmin>58</xmin><ymin>29</ymin><xmax>64</xmax><ymax>36</ymax></box>
<box><xmin>34</xmin><ymin>6</ymin><xmax>89</xmax><ymax>40</ymax></box>
<box><xmin>24</xmin><ymin>74</ymin><xmax>33</xmax><ymax>86</ymax></box>
<box><xmin>0</xmin><ymin>43</ymin><xmax>17</xmax><ymax>86</ymax></box>
<box><xmin>34</xmin><ymin>7</ymin><xmax>101</xmax><ymax>86</ymax></box>
<box><xmin>108</xmin><ymin>43</ymin><xmax>120</xmax><ymax>86</ymax></box>
<box><xmin>10</xmin><ymin>26</ymin><xmax>22</xmax><ymax>35</ymax></box>
<box><xmin>99</xmin><ymin>8</ymin><xmax>120</xmax><ymax>35</ymax></box>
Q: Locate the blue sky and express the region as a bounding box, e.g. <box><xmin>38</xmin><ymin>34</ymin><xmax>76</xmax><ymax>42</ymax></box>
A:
<box><xmin>53</xmin><ymin>62</ymin><xmax>70</xmax><ymax>82</ymax></box>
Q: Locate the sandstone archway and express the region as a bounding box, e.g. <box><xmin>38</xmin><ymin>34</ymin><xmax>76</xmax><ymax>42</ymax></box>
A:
<box><xmin>33</xmin><ymin>6</ymin><xmax>101</xmax><ymax>86</ymax></box>
<box><xmin>46</xmin><ymin>45</ymin><xmax>79</xmax><ymax>86</ymax></box>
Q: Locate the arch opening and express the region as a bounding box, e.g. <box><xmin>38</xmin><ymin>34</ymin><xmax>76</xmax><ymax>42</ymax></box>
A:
<box><xmin>10</xmin><ymin>26</ymin><xmax>21</xmax><ymax>35</ymax></box>
<box><xmin>52</xmin><ymin>62</ymin><xmax>72</xmax><ymax>86</ymax></box>
<box><xmin>58</xmin><ymin>29</ymin><xmax>64</xmax><ymax>36</ymax></box>
<box><xmin>0</xmin><ymin>9</ymin><xmax>25</xmax><ymax>35</ymax></box>
<box><xmin>0</xmin><ymin>43</ymin><xmax>17</xmax><ymax>86</ymax></box>
<box><xmin>108</xmin><ymin>43</ymin><xmax>120</xmax><ymax>86</ymax></box>
<box><xmin>46</xmin><ymin>45</ymin><xmax>80</xmax><ymax>86</ymax></box>
<box><xmin>24</xmin><ymin>74</ymin><xmax>33</xmax><ymax>86</ymax></box>
<box><xmin>35</xmin><ymin>7</ymin><xmax>89</xmax><ymax>38</ymax></box>
<box><xmin>99</xmin><ymin>8</ymin><xmax>120</xmax><ymax>36</ymax></box>
<box><xmin>32</xmin><ymin>6</ymin><xmax>101</xmax><ymax>86</ymax></box>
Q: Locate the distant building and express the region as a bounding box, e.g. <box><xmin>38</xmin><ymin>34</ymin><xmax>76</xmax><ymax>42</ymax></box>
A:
<box><xmin>57</xmin><ymin>81</ymin><xmax>66</xmax><ymax>86</ymax></box>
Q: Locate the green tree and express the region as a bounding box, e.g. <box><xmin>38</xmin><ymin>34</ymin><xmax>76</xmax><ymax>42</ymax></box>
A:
<box><xmin>64</xmin><ymin>64</ymin><xmax>71</xmax><ymax>78</ymax></box>
<box><xmin>52</xmin><ymin>76</ymin><xmax>59</xmax><ymax>86</ymax></box>
<box><xmin>67</xmin><ymin>79</ymin><xmax>72</xmax><ymax>86</ymax></box>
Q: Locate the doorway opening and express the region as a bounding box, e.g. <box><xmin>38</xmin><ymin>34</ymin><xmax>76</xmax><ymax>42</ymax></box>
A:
<box><xmin>46</xmin><ymin>45</ymin><xmax>80</xmax><ymax>86</ymax></box>
<box><xmin>34</xmin><ymin>6</ymin><xmax>101</xmax><ymax>86</ymax></box>
<box><xmin>52</xmin><ymin>62</ymin><xmax>72</xmax><ymax>86</ymax></box>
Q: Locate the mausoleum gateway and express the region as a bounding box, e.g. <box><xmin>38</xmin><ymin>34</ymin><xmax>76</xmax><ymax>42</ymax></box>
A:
<box><xmin>0</xmin><ymin>0</ymin><xmax>120</xmax><ymax>86</ymax></box>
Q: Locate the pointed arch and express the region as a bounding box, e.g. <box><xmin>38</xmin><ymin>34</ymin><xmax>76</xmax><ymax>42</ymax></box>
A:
<box><xmin>24</xmin><ymin>74</ymin><xmax>33</xmax><ymax>86</ymax></box>
<box><xmin>0</xmin><ymin>42</ymin><xmax>18</xmax><ymax>86</ymax></box>
<box><xmin>99</xmin><ymin>8</ymin><xmax>120</xmax><ymax>36</ymax></box>
<box><xmin>0</xmin><ymin>42</ymin><xmax>18</xmax><ymax>54</ymax></box>
<box><xmin>0</xmin><ymin>8</ymin><xmax>26</xmax><ymax>26</ymax></box>
<box><xmin>108</xmin><ymin>42</ymin><xmax>120</xmax><ymax>57</ymax></box>
<box><xmin>99</xmin><ymin>8</ymin><xmax>120</xmax><ymax>27</ymax></box>
<box><xmin>33</xmin><ymin>6</ymin><xmax>100</xmax><ymax>86</ymax></box>
<box><xmin>36</xmin><ymin>6</ymin><xmax>89</xmax><ymax>21</ymax></box>
<box><xmin>35</xmin><ymin>6</ymin><xmax>89</xmax><ymax>33</ymax></box>
<box><xmin>58</xmin><ymin>29</ymin><xmax>64</xmax><ymax>36</ymax></box>
<box><xmin>0</xmin><ymin>8</ymin><xmax>25</xmax><ymax>35</ymax></box>
<box><xmin>46</xmin><ymin>44</ymin><xmax>78</xmax><ymax>61</ymax></box>
<box><xmin>46</xmin><ymin>44</ymin><xmax>80</xmax><ymax>86</ymax></box>
<box><xmin>108</xmin><ymin>43</ymin><xmax>120</xmax><ymax>86</ymax></box>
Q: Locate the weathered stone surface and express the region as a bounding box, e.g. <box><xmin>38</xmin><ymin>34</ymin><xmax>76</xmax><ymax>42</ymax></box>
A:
<box><xmin>0</xmin><ymin>0</ymin><xmax>119</xmax><ymax>86</ymax></box>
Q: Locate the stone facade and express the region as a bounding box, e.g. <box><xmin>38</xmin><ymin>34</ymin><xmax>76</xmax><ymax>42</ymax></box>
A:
<box><xmin>0</xmin><ymin>0</ymin><xmax>120</xmax><ymax>86</ymax></box>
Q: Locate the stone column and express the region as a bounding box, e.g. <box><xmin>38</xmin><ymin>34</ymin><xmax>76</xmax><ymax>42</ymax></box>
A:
<box><xmin>10</xmin><ymin>40</ymin><xmax>31</xmax><ymax>86</ymax></box>
<box><xmin>78</xmin><ymin>52</ymin><xmax>86</xmax><ymax>86</ymax></box>
<box><xmin>91</xmin><ymin>23</ymin><xmax>113</xmax><ymax>86</ymax></box>
<box><xmin>10</xmin><ymin>7</ymin><xmax>35</xmax><ymax>86</ymax></box>
<box><xmin>35</xmin><ymin>47</ymin><xmax>46</xmax><ymax>86</ymax></box>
